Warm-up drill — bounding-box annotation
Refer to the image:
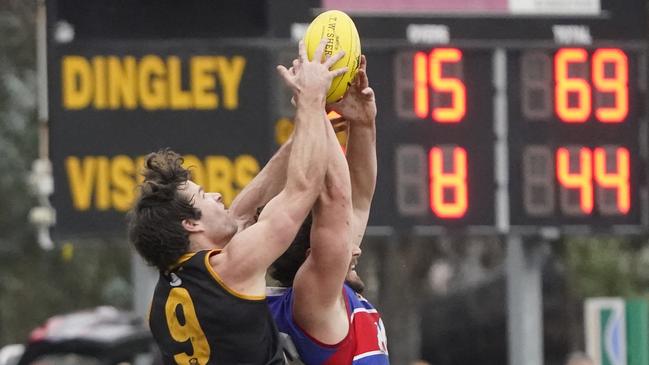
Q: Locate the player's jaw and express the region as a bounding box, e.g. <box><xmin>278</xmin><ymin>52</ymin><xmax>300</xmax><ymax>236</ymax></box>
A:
<box><xmin>183</xmin><ymin>182</ymin><xmax>238</xmax><ymax>245</ymax></box>
<box><xmin>346</xmin><ymin>247</ymin><xmax>365</xmax><ymax>293</ymax></box>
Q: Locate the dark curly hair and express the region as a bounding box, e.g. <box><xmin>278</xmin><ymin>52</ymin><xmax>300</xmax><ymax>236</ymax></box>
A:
<box><xmin>127</xmin><ymin>149</ymin><xmax>201</xmax><ymax>271</ymax></box>
<box><xmin>269</xmin><ymin>214</ymin><xmax>312</xmax><ymax>287</ymax></box>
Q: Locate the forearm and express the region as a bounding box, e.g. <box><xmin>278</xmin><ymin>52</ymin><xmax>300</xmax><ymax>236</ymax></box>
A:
<box><xmin>299</xmin><ymin>119</ymin><xmax>352</xmax><ymax>307</ymax></box>
<box><xmin>229</xmin><ymin>136</ymin><xmax>293</xmax><ymax>222</ymax></box>
<box><xmin>346</xmin><ymin>120</ymin><xmax>377</xmax><ymax>213</ymax></box>
<box><xmin>284</xmin><ymin>100</ymin><xmax>328</xmax><ymax>201</ymax></box>
<box><xmin>321</xmin><ymin>118</ymin><xmax>352</xmax><ymax>204</ymax></box>
<box><xmin>310</xmin><ymin>115</ymin><xmax>352</xmax><ymax>267</ymax></box>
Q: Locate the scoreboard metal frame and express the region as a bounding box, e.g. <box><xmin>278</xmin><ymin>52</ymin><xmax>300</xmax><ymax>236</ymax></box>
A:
<box><xmin>47</xmin><ymin>0</ymin><xmax>648</xmax><ymax>237</ymax></box>
<box><xmin>326</xmin><ymin>1</ymin><xmax>649</xmax><ymax>235</ymax></box>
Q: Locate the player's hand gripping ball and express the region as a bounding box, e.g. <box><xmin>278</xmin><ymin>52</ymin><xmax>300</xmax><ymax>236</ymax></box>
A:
<box><xmin>304</xmin><ymin>10</ymin><xmax>361</xmax><ymax>104</ymax></box>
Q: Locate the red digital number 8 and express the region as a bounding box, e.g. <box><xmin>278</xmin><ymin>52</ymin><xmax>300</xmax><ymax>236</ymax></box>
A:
<box><xmin>429</xmin><ymin>146</ymin><xmax>468</xmax><ymax>218</ymax></box>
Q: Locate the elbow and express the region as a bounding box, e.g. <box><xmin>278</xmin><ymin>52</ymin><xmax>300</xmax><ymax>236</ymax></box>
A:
<box><xmin>286</xmin><ymin>175</ymin><xmax>322</xmax><ymax>207</ymax></box>
<box><xmin>308</xmin><ymin>161</ymin><xmax>328</xmax><ymax>184</ymax></box>
<box><xmin>291</xmin><ymin>170</ymin><xmax>318</xmax><ymax>193</ymax></box>
<box><xmin>323</xmin><ymin>182</ymin><xmax>351</xmax><ymax>206</ymax></box>
<box><xmin>321</xmin><ymin>171</ymin><xmax>352</xmax><ymax>206</ymax></box>
<box><xmin>293</xmin><ymin>165</ymin><xmax>327</xmax><ymax>194</ymax></box>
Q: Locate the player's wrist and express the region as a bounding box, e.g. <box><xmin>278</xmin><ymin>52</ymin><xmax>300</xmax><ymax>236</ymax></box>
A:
<box><xmin>348</xmin><ymin>114</ymin><xmax>376</xmax><ymax>126</ymax></box>
<box><xmin>296</xmin><ymin>92</ymin><xmax>327</xmax><ymax>109</ymax></box>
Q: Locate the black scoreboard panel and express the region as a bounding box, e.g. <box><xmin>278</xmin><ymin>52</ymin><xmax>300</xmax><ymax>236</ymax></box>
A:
<box><xmin>508</xmin><ymin>47</ymin><xmax>645</xmax><ymax>227</ymax></box>
<box><xmin>49</xmin><ymin>42</ymin><xmax>645</xmax><ymax>235</ymax></box>
<box><xmin>269</xmin><ymin>45</ymin><xmax>497</xmax><ymax>229</ymax></box>
<box><xmin>47</xmin><ymin>0</ymin><xmax>648</xmax><ymax>236</ymax></box>
<box><xmin>48</xmin><ymin>41</ymin><xmax>273</xmax><ymax>235</ymax></box>
<box><xmin>363</xmin><ymin>45</ymin><xmax>646</xmax><ymax>231</ymax></box>
<box><xmin>368</xmin><ymin>47</ymin><xmax>495</xmax><ymax>229</ymax></box>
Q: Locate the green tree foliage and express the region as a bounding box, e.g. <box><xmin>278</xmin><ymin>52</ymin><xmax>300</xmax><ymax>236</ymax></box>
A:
<box><xmin>0</xmin><ymin>0</ymin><xmax>38</xmax><ymax>250</ymax></box>
<box><xmin>564</xmin><ymin>236</ymin><xmax>649</xmax><ymax>298</ymax></box>
<box><xmin>560</xmin><ymin>236</ymin><xmax>649</xmax><ymax>350</ymax></box>
<box><xmin>0</xmin><ymin>1</ymin><xmax>133</xmax><ymax>345</ymax></box>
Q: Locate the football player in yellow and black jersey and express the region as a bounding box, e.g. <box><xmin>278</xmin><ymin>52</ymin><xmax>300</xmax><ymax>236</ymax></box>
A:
<box><xmin>127</xmin><ymin>40</ymin><xmax>347</xmax><ymax>365</ymax></box>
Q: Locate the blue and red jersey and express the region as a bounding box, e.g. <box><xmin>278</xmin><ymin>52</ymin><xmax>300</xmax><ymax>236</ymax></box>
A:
<box><xmin>267</xmin><ymin>284</ymin><xmax>390</xmax><ymax>365</ymax></box>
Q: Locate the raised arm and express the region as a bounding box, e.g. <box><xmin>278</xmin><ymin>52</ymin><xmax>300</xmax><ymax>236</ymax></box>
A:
<box><xmin>227</xmin><ymin>59</ymin><xmax>314</xmax><ymax>229</ymax></box>
<box><xmin>330</xmin><ymin>55</ymin><xmax>377</xmax><ymax>247</ymax></box>
<box><xmin>213</xmin><ymin>40</ymin><xmax>348</xmax><ymax>295</ymax></box>
<box><xmin>291</xmin><ymin>111</ymin><xmax>353</xmax><ymax>344</ymax></box>
<box><xmin>228</xmin><ymin>135</ymin><xmax>292</xmax><ymax>230</ymax></box>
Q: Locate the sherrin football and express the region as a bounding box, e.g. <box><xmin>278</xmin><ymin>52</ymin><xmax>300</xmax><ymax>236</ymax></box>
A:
<box><xmin>304</xmin><ymin>10</ymin><xmax>361</xmax><ymax>104</ymax></box>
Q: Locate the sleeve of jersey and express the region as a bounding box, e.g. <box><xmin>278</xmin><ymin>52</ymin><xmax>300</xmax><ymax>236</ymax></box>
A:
<box><xmin>267</xmin><ymin>288</ymin><xmax>338</xmax><ymax>365</ymax></box>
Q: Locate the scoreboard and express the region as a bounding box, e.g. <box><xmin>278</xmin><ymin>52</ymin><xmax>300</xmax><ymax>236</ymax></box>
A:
<box><xmin>272</xmin><ymin>40</ymin><xmax>647</xmax><ymax>232</ymax></box>
<box><xmin>508</xmin><ymin>48</ymin><xmax>643</xmax><ymax>228</ymax></box>
<box><xmin>368</xmin><ymin>48</ymin><xmax>495</xmax><ymax>229</ymax></box>
<box><xmin>367</xmin><ymin>44</ymin><xmax>646</xmax><ymax>232</ymax></box>
<box><xmin>47</xmin><ymin>0</ymin><xmax>648</xmax><ymax>237</ymax></box>
<box><xmin>338</xmin><ymin>0</ymin><xmax>649</xmax><ymax>233</ymax></box>
<box><xmin>364</xmin><ymin>45</ymin><xmax>646</xmax><ymax>231</ymax></box>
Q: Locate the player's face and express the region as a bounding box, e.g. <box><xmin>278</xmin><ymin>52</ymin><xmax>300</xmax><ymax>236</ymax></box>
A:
<box><xmin>181</xmin><ymin>181</ymin><xmax>237</xmax><ymax>242</ymax></box>
<box><xmin>345</xmin><ymin>246</ymin><xmax>365</xmax><ymax>293</ymax></box>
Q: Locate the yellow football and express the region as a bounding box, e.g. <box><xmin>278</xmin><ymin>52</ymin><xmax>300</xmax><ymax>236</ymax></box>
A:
<box><xmin>304</xmin><ymin>10</ymin><xmax>361</xmax><ymax>103</ymax></box>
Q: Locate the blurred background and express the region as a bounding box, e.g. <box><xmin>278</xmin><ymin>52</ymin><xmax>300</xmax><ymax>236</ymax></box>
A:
<box><xmin>1</xmin><ymin>0</ymin><xmax>649</xmax><ymax>364</ymax></box>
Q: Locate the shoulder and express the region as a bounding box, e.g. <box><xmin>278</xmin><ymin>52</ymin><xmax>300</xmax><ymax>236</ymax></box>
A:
<box><xmin>266</xmin><ymin>286</ymin><xmax>294</xmax><ymax>326</ymax></box>
<box><xmin>199</xmin><ymin>249</ymin><xmax>266</xmax><ymax>301</ymax></box>
<box><xmin>266</xmin><ymin>287</ymin><xmax>292</xmax><ymax>308</ymax></box>
<box><xmin>265</xmin><ymin>287</ymin><xmax>339</xmax><ymax>365</ymax></box>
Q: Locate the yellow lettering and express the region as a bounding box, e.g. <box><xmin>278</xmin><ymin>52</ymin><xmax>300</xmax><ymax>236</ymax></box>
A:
<box><xmin>191</xmin><ymin>56</ymin><xmax>218</xmax><ymax>109</ymax></box>
<box><xmin>275</xmin><ymin>118</ymin><xmax>294</xmax><ymax>145</ymax></box>
<box><xmin>61</xmin><ymin>55</ymin><xmax>246</xmax><ymax>110</ymax></box>
<box><xmin>168</xmin><ymin>56</ymin><xmax>192</xmax><ymax>109</ymax></box>
<box><xmin>111</xmin><ymin>155</ymin><xmax>136</xmax><ymax>212</ymax></box>
<box><xmin>205</xmin><ymin>156</ymin><xmax>234</xmax><ymax>206</ymax></box>
<box><xmin>216</xmin><ymin>56</ymin><xmax>245</xmax><ymax>110</ymax></box>
<box><xmin>63</xmin><ymin>56</ymin><xmax>92</xmax><ymax>109</ymax></box>
<box><xmin>139</xmin><ymin>56</ymin><xmax>167</xmax><ymax>110</ymax></box>
<box><xmin>135</xmin><ymin>156</ymin><xmax>146</xmax><ymax>184</ymax></box>
<box><xmin>95</xmin><ymin>156</ymin><xmax>111</xmax><ymax>210</ymax></box>
<box><xmin>66</xmin><ymin>156</ymin><xmax>97</xmax><ymax>211</ymax></box>
<box><xmin>92</xmin><ymin>57</ymin><xmax>107</xmax><ymax>109</ymax></box>
<box><xmin>108</xmin><ymin>56</ymin><xmax>137</xmax><ymax>109</ymax></box>
<box><xmin>65</xmin><ymin>154</ymin><xmax>259</xmax><ymax>211</ymax></box>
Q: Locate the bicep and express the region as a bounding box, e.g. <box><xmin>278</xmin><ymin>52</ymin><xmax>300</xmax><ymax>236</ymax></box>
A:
<box><xmin>228</xmin><ymin>186</ymin><xmax>262</xmax><ymax>224</ymax></box>
<box><xmin>223</xmin><ymin>189</ymin><xmax>312</xmax><ymax>279</ymax></box>
<box><xmin>293</xmin><ymin>198</ymin><xmax>352</xmax><ymax>309</ymax></box>
<box><xmin>290</xmin><ymin>215</ymin><xmax>351</xmax><ymax>339</ymax></box>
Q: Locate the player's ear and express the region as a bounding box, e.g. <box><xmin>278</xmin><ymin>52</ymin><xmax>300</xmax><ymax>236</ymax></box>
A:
<box><xmin>182</xmin><ymin>218</ymin><xmax>202</xmax><ymax>233</ymax></box>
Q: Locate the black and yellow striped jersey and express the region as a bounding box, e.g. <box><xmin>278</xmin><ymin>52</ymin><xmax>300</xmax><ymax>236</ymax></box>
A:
<box><xmin>149</xmin><ymin>249</ymin><xmax>284</xmax><ymax>365</ymax></box>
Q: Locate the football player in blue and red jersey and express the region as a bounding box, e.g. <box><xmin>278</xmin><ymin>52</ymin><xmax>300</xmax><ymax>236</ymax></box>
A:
<box><xmin>230</xmin><ymin>55</ymin><xmax>387</xmax><ymax>364</ymax></box>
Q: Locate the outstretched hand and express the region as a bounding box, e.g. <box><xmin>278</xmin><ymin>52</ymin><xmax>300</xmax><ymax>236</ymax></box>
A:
<box><xmin>276</xmin><ymin>39</ymin><xmax>348</xmax><ymax>104</ymax></box>
<box><xmin>328</xmin><ymin>55</ymin><xmax>376</xmax><ymax>126</ymax></box>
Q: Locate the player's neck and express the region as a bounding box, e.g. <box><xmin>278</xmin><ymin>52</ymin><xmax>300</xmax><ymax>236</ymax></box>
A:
<box><xmin>188</xmin><ymin>234</ymin><xmax>225</xmax><ymax>252</ymax></box>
